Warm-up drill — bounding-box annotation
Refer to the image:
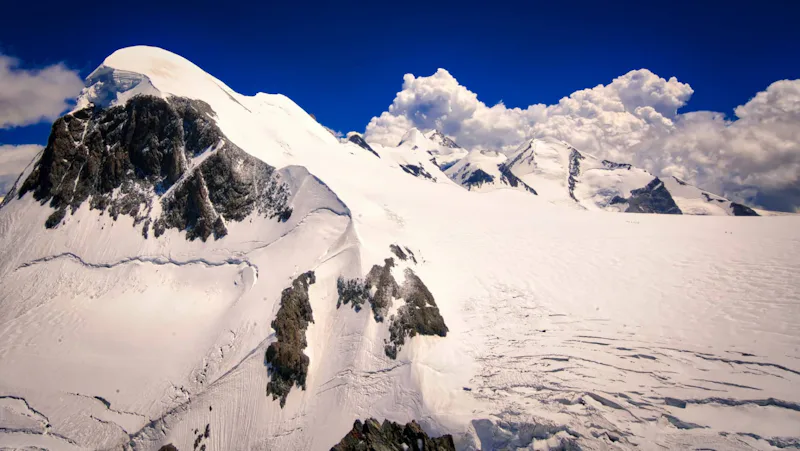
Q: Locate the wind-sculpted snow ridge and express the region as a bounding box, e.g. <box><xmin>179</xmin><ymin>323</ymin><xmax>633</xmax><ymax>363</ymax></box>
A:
<box><xmin>14</xmin><ymin>94</ymin><xmax>291</xmax><ymax>240</ymax></box>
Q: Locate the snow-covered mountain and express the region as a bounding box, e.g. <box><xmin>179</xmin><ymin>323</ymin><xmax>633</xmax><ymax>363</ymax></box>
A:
<box><xmin>445</xmin><ymin>149</ymin><xmax>536</xmax><ymax>194</ymax></box>
<box><xmin>0</xmin><ymin>46</ymin><xmax>798</xmax><ymax>451</ymax></box>
<box><xmin>443</xmin><ymin>137</ymin><xmax>760</xmax><ymax>216</ymax></box>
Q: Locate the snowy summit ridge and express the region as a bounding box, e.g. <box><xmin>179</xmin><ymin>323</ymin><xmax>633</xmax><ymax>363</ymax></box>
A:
<box><xmin>0</xmin><ymin>46</ymin><xmax>798</xmax><ymax>451</ymax></box>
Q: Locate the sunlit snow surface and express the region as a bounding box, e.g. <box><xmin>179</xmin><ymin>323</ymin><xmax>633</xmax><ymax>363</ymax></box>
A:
<box><xmin>0</xmin><ymin>46</ymin><xmax>798</xmax><ymax>450</ymax></box>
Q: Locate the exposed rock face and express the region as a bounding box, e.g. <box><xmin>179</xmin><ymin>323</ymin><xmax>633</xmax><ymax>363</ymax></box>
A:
<box><xmin>331</xmin><ymin>418</ymin><xmax>456</xmax><ymax>451</ymax></box>
<box><xmin>427</xmin><ymin>130</ymin><xmax>461</xmax><ymax>149</ymax></box>
<box><xmin>385</xmin><ymin>268</ymin><xmax>448</xmax><ymax>359</ymax></box>
<box><xmin>567</xmin><ymin>148</ymin><xmax>584</xmax><ymax>202</ymax></box>
<box><xmin>389</xmin><ymin>244</ymin><xmax>408</xmax><ymax>261</ymax></box>
<box><xmin>265</xmin><ymin>271</ymin><xmax>316</xmax><ymax>407</ymax></box>
<box><xmin>498</xmin><ymin>163</ymin><xmax>537</xmax><ymax>194</ymax></box>
<box><xmin>618</xmin><ymin>178</ymin><xmax>683</xmax><ymax>214</ymax></box>
<box><xmin>337</xmin><ymin>249</ymin><xmax>447</xmax><ymax>359</ymax></box>
<box><xmin>348</xmin><ymin>134</ymin><xmax>380</xmax><ymax>158</ymax></box>
<box><xmin>336</xmin><ymin>277</ymin><xmax>370</xmax><ymax>312</ymax></box>
<box><xmin>731</xmin><ymin>202</ymin><xmax>759</xmax><ymax>216</ymax></box>
<box><xmin>602</xmin><ymin>159</ymin><xmax>632</xmax><ymax>170</ymax></box>
<box><xmin>365</xmin><ymin>258</ymin><xmax>400</xmax><ymax>322</ymax></box>
<box><xmin>400</xmin><ymin>164</ymin><xmax>436</xmax><ymax>181</ymax></box>
<box><xmin>462</xmin><ymin>169</ymin><xmax>494</xmax><ymax>189</ymax></box>
<box><xmin>18</xmin><ymin>95</ymin><xmax>291</xmax><ymax>239</ymax></box>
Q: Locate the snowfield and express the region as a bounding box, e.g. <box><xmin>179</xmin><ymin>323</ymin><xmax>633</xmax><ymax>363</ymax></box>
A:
<box><xmin>0</xmin><ymin>46</ymin><xmax>798</xmax><ymax>451</ymax></box>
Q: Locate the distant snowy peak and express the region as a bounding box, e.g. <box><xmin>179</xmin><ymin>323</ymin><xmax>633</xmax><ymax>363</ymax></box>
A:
<box><xmin>345</xmin><ymin>132</ymin><xmax>380</xmax><ymax>158</ymax></box>
<box><xmin>445</xmin><ymin>150</ymin><xmax>536</xmax><ymax>194</ymax></box>
<box><xmin>392</xmin><ymin>128</ymin><xmax>468</xmax><ymax>171</ymax></box>
<box><xmin>662</xmin><ymin>176</ymin><xmax>758</xmax><ymax>216</ymax></box>
<box><xmin>425</xmin><ymin>130</ymin><xmax>461</xmax><ymax>149</ymax></box>
<box><xmin>447</xmin><ymin>138</ymin><xmax>758</xmax><ymax>215</ymax></box>
<box><xmin>397</xmin><ymin>127</ymin><xmax>430</xmax><ymax>149</ymax></box>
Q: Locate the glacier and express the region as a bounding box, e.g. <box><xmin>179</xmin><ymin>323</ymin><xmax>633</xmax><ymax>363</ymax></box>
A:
<box><xmin>0</xmin><ymin>46</ymin><xmax>798</xmax><ymax>450</ymax></box>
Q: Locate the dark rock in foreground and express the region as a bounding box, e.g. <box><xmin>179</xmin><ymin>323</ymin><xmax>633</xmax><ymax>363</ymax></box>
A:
<box><xmin>265</xmin><ymin>271</ymin><xmax>316</xmax><ymax>407</ymax></box>
<box><xmin>331</xmin><ymin>418</ymin><xmax>455</xmax><ymax>451</ymax></box>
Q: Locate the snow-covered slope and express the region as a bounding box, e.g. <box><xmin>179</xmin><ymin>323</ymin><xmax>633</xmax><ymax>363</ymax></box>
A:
<box><xmin>0</xmin><ymin>46</ymin><xmax>798</xmax><ymax>451</ymax></box>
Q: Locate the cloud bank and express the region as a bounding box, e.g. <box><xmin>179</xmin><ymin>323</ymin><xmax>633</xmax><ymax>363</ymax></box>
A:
<box><xmin>364</xmin><ymin>69</ymin><xmax>800</xmax><ymax>211</ymax></box>
<box><xmin>0</xmin><ymin>144</ymin><xmax>42</xmax><ymax>197</ymax></box>
<box><xmin>0</xmin><ymin>54</ymin><xmax>83</xmax><ymax>128</ymax></box>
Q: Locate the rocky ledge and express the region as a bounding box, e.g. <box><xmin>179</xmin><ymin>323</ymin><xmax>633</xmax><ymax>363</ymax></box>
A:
<box><xmin>265</xmin><ymin>271</ymin><xmax>316</xmax><ymax>407</ymax></box>
<box><xmin>331</xmin><ymin>418</ymin><xmax>456</xmax><ymax>451</ymax></box>
<box><xmin>610</xmin><ymin>177</ymin><xmax>683</xmax><ymax>214</ymax></box>
<box><xmin>336</xmin><ymin>249</ymin><xmax>448</xmax><ymax>359</ymax></box>
<box><xmin>16</xmin><ymin>95</ymin><xmax>292</xmax><ymax>240</ymax></box>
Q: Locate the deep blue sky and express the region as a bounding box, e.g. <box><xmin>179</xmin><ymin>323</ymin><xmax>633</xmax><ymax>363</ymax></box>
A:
<box><xmin>2</xmin><ymin>0</ymin><xmax>799</xmax><ymax>145</ymax></box>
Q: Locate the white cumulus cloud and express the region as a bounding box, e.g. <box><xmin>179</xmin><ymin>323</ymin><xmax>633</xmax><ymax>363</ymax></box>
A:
<box><xmin>0</xmin><ymin>55</ymin><xmax>83</xmax><ymax>128</ymax></box>
<box><xmin>0</xmin><ymin>144</ymin><xmax>42</xmax><ymax>197</ymax></box>
<box><xmin>363</xmin><ymin>68</ymin><xmax>800</xmax><ymax>212</ymax></box>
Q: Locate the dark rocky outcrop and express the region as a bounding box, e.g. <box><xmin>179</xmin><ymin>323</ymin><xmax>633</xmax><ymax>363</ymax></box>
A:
<box><xmin>331</xmin><ymin>418</ymin><xmax>455</xmax><ymax>451</ymax></box>
<box><xmin>387</xmin><ymin>244</ymin><xmax>418</xmax><ymax>265</ymax></box>
<box><xmin>348</xmin><ymin>134</ymin><xmax>380</xmax><ymax>158</ymax></box>
<box><xmin>385</xmin><ymin>268</ymin><xmax>448</xmax><ymax>359</ymax></box>
<box><xmin>701</xmin><ymin>192</ymin><xmax>726</xmax><ymax>203</ymax></box>
<box><xmin>338</xmin><ymin>249</ymin><xmax>446</xmax><ymax>359</ymax></box>
<box><xmin>498</xmin><ymin>163</ymin><xmax>537</xmax><ymax>194</ymax></box>
<box><xmin>622</xmin><ymin>178</ymin><xmax>682</xmax><ymax>214</ymax></box>
<box><xmin>567</xmin><ymin>148</ymin><xmax>584</xmax><ymax>202</ymax></box>
<box><xmin>672</xmin><ymin>176</ymin><xmax>688</xmax><ymax>186</ymax></box>
<box><xmin>602</xmin><ymin>159</ymin><xmax>632</xmax><ymax>170</ymax></box>
<box><xmin>428</xmin><ymin>130</ymin><xmax>461</xmax><ymax>149</ymax></box>
<box><xmin>365</xmin><ymin>258</ymin><xmax>400</xmax><ymax>322</ymax></box>
<box><xmin>731</xmin><ymin>202</ymin><xmax>759</xmax><ymax>216</ymax></box>
<box><xmin>18</xmin><ymin>95</ymin><xmax>291</xmax><ymax>239</ymax></box>
<box><xmin>462</xmin><ymin>169</ymin><xmax>494</xmax><ymax>189</ymax></box>
<box><xmin>404</xmin><ymin>247</ymin><xmax>417</xmax><ymax>264</ymax></box>
<box><xmin>336</xmin><ymin>277</ymin><xmax>371</xmax><ymax>312</ymax></box>
<box><xmin>389</xmin><ymin>244</ymin><xmax>408</xmax><ymax>261</ymax></box>
<box><xmin>158</xmin><ymin>445</ymin><xmax>179</xmax><ymax>451</ymax></box>
<box><xmin>265</xmin><ymin>271</ymin><xmax>316</xmax><ymax>407</ymax></box>
<box><xmin>400</xmin><ymin>164</ymin><xmax>436</xmax><ymax>181</ymax></box>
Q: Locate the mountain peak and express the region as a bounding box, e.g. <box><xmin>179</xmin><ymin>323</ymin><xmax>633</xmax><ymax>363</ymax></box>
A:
<box><xmin>398</xmin><ymin>128</ymin><xmax>427</xmax><ymax>147</ymax></box>
<box><xmin>78</xmin><ymin>45</ymin><xmax>245</xmax><ymax>112</ymax></box>
<box><xmin>425</xmin><ymin>130</ymin><xmax>461</xmax><ymax>149</ymax></box>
